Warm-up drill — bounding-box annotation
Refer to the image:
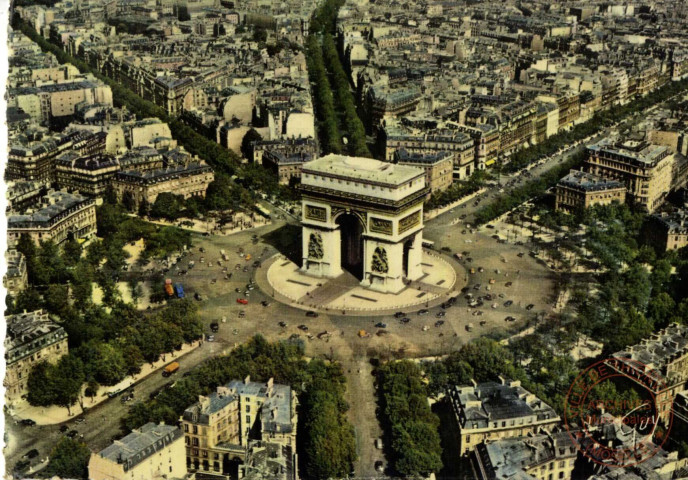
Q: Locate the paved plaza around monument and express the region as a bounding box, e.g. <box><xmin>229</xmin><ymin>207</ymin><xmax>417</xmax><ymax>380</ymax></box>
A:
<box><xmin>259</xmin><ymin>250</ymin><xmax>462</xmax><ymax>315</ymax></box>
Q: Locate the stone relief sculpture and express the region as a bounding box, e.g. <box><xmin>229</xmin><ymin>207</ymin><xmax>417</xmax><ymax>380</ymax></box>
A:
<box><xmin>308</xmin><ymin>232</ymin><xmax>324</xmax><ymax>259</ymax></box>
<box><xmin>371</xmin><ymin>246</ymin><xmax>389</xmax><ymax>273</ymax></box>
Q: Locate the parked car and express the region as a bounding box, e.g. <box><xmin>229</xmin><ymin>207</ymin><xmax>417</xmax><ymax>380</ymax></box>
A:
<box><xmin>418</xmin><ymin>309</ymin><xmax>429</xmax><ymax>316</ymax></box>
<box><xmin>306</xmin><ymin>311</ymin><xmax>319</xmax><ymax>318</ymax></box>
<box><xmin>504</xmin><ymin>300</ymin><xmax>513</xmax><ymax>307</ymax></box>
<box><xmin>236</xmin><ymin>298</ymin><xmax>248</xmax><ymax>305</ymax></box>
<box><xmin>375</xmin><ymin>322</ymin><xmax>387</xmax><ymax>328</ymax></box>
<box><xmin>394</xmin><ymin>311</ymin><xmax>406</xmax><ymax>318</ymax></box>
<box><xmin>436</xmin><ymin>311</ymin><xmax>446</xmax><ymax>318</ymax></box>
<box><xmin>298</xmin><ymin>325</ymin><xmax>309</xmax><ymax>332</ymax></box>
<box><xmin>20</xmin><ymin>419</ymin><xmax>36</xmax><ymax>426</ymax></box>
<box><xmin>66</xmin><ymin>430</ymin><xmax>80</xmax><ymax>438</ymax></box>
<box><xmin>210</xmin><ymin>322</ymin><xmax>219</xmax><ymax>332</ymax></box>
<box><xmin>278</xmin><ymin>321</ymin><xmax>287</xmax><ymax>328</ymax></box>
<box><xmin>526</xmin><ymin>304</ymin><xmax>535</xmax><ymax>310</ymax></box>
<box><xmin>400</xmin><ymin>317</ymin><xmax>411</xmax><ymax>323</ymax></box>
<box><xmin>261</xmin><ymin>300</ymin><xmax>271</xmax><ymax>307</ymax></box>
<box><xmin>206</xmin><ymin>334</ymin><xmax>215</xmax><ymax>342</ymax></box>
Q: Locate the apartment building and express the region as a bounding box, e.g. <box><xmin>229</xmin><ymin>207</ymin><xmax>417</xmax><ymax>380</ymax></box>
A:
<box><xmin>7</xmin><ymin>191</ymin><xmax>97</xmax><ymax>247</ymax></box>
<box><xmin>385</xmin><ymin>130</ymin><xmax>477</xmax><ymax>179</ymax></box>
<box><xmin>112</xmin><ymin>161</ymin><xmax>215</xmax><ymax>207</ymax></box>
<box><xmin>55</xmin><ymin>153</ymin><xmax>120</xmax><ymax>196</ymax></box>
<box><xmin>9</xmin><ymin>79</ymin><xmax>113</xmax><ymax>125</ymax></box>
<box><xmin>4</xmin><ymin>310</ymin><xmax>68</xmax><ymax>403</ymax></box>
<box><xmin>450</xmin><ymin>378</ymin><xmax>561</xmax><ymax>455</ymax></box>
<box><xmin>262</xmin><ymin>150</ymin><xmax>314</xmax><ymax>185</ymax></box>
<box><xmin>4</xmin><ymin>250</ymin><xmax>28</xmax><ymax>297</ymax></box>
<box><xmin>89</xmin><ymin>423</ymin><xmax>186</xmax><ymax>480</ymax></box>
<box><xmin>394</xmin><ymin>149</ymin><xmax>453</xmax><ymax>194</ymax></box>
<box><xmin>182</xmin><ymin>377</ymin><xmax>297</xmax><ymax>478</ymax></box>
<box><xmin>472</xmin><ymin>431</ymin><xmax>577</xmax><ymax>480</ymax></box>
<box><xmin>607</xmin><ymin>323</ymin><xmax>688</xmax><ymax>423</ymax></box>
<box><xmin>646</xmin><ymin>210</ymin><xmax>688</xmax><ymax>252</ymax></box>
<box><xmin>585</xmin><ymin>140</ymin><xmax>677</xmax><ymax>212</ymax></box>
<box><xmin>555</xmin><ymin>170</ymin><xmax>626</xmax><ymax>212</ymax></box>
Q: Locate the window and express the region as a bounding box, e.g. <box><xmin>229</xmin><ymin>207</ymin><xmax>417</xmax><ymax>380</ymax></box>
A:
<box><xmin>192</xmin><ymin>438</ymin><xmax>199</xmax><ymax>446</ymax></box>
<box><xmin>193</xmin><ymin>426</ymin><xmax>198</xmax><ymax>434</ymax></box>
<box><xmin>246</xmin><ymin>405</ymin><xmax>250</xmax><ymax>413</ymax></box>
<box><xmin>246</xmin><ymin>415</ymin><xmax>251</xmax><ymax>424</ymax></box>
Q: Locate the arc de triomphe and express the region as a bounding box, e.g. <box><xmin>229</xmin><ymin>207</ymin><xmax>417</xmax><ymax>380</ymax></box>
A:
<box><xmin>298</xmin><ymin>154</ymin><xmax>428</xmax><ymax>294</ymax></box>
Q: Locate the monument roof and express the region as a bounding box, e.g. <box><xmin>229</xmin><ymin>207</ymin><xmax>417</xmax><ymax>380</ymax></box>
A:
<box><xmin>303</xmin><ymin>154</ymin><xmax>423</xmax><ymax>186</ymax></box>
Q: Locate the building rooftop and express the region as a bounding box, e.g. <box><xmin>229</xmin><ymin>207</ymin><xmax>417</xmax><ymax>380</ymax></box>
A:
<box><xmin>558</xmin><ymin>169</ymin><xmax>625</xmax><ymax>192</ymax></box>
<box><xmin>475</xmin><ymin>431</ymin><xmax>576</xmax><ymax>480</ymax></box>
<box><xmin>610</xmin><ymin>323</ymin><xmax>688</xmax><ymax>387</ymax></box>
<box><xmin>8</xmin><ymin>191</ymin><xmax>94</xmax><ymax>228</ymax></box>
<box><xmin>451</xmin><ymin>378</ymin><xmax>559</xmax><ymax>430</ymax></box>
<box><xmin>96</xmin><ymin>423</ymin><xmax>182</xmax><ymax>472</ymax></box>
<box><xmin>395</xmin><ymin>148</ymin><xmax>453</xmax><ymax>165</ymax></box>
<box><xmin>5</xmin><ymin>309</ymin><xmax>67</xmax><ymax>364</ymax></box>
<box><xmin>588</xmin><ymin>139</ymin><xmax>670</xmax><ymax>166</ymax></box>
<box><xmin>302</xmin><ymin>154</ymin><xmax>425</xmax><ymax>186</ymax></box>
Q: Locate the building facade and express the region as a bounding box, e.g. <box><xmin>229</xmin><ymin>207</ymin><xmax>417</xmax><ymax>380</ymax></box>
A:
<box><xmin>182</xmin><ymin>377</ymin><xmax>297</xmax><ymax>478</ymax></box>
<box><xmin>450</xmin><ymin>378</ymin><xmax>561</xmax><ymax>455</ymax></box>
<box><xmin>394</xmin><ymin>149</ymin><xmax>453</xmax><ymax>194</ymax></box>
<box><xmin>4</xmin><ymin>310</ymin><xmax>68</xmax><ymax>403</ymax></box>
<box><xmin>555</xmin><ymin>170</ymin><xmax>626</xmax><ymax>212</ymax></box>
<box><xmin>112</xmin><ymin>161</ymin><xmax>215</xmax><ymax>206</ymax></box>
<box><xmin>7</xmin><ymin>191</ymin><xmax>97</xmax><ymax>247</ymax></box>
<box><xmin>585</xmin><ymin>140</ymin><xmax>677</xmax><ymax>212</ymax></box>
<box><xmin>4</xmin><ymin>250</ymin><xmax>28</xmax><ymax>297</ymax></box>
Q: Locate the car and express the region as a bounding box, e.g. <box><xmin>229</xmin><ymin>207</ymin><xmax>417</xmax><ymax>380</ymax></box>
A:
<box><xmin>199</xmin><ymin>247</ymin><xmax>205</xmax><ymax>253</ymax></box>
<box><xmin>505</xmin><ymin>282</ymin><xmax>513</xmax><ymax>287</ymax></box>
<box><xmin>238</xmin><ymin>311</ymin><xmax>246</xmax><ymax>318</ymax></box>
<box><xmin>210</xmin><ymin>322</ymin><xmax>219</xmax><ymax>332</ymax></box>
<box><xmin>400</xmin><ymin>317</ymin><xmax>411</xmax><ymax>323</ymax></box>
<box><xmin>436</xmin><ymin>311</ymin><xmax>446</xmax><ymax>318</ymax></box>
<box><xmin>306</xmin><ymin>311</ymin><xmax>319</xmax><ymax>318</ymax></box>
<box><xmin>505</xmin><ymin>316</ymin><xmax>516</xmax><ymax>322</ymax></box>
<box><xmin>243</xmin><ymin>267</ymin><xmax>249</xmax><ymax>272</ymax></box>
<box><xmin>375</xmin><ymin>461</ymin><xmax>384</xmax><ymax>473</ymax></box>
<box><xmin>486</xmin><ymin>224</ymin><xmax>495</xmax><ymax>229</ymax></box>
<box><xmin>20</xmin><ymin>419</ymin><xmax>36</xmax><ymax>426</ymax></box>
<box><xmin>206</xmin><ymin>334</ymin><xmax>215</xmax><ymax>342</ymax></box>
<box><xmin>246</xmin><ymin>284</ymin><xmax>255</xmax><ymax>291</ymax></box>
<box><xmin>23</xmin><ymin>449</ymin><xmax>39</xmax><ymax>460</ymax></box>
<box><xmin>298</xmin><ymin>325</ymin><xmax>309</xmax><ymax>332</ymax></box>
<box><xmin>237</xmin><ymin>298</ymin><xmax>248</xmax><ymax>305</ymax></box>
<box><xmin>526</xmin><ymin>304</ymin><xmax>535</xmax><ymax>310</ymax></box>
<box><xmin>504</xmin><ymin>300</ymin><xmax>514</xmax><ymax>307</ymax></box>
<box><xmin>194</xmin><ymin>292</ymin><xmax>202</xmax><ymax>301</ymax></box>
<box><xmin>478</xmin><ymin>267</ymin><xmax>485</xmax><ymax>273</ymax></box>
<box><xmin>59</xmin><ymin>425</ymin><xmax>69</xmax><ymax>433</ymax></box>
<box><xmin>473</xmin><ymin>284</ymin><xmax>481</xmax><ymax>290</ymax></box>
<box><xmin>418</xmin><ymin>309</ymin><xmax>429</xmax><ymax>316</ymax></box>
<box><xmin>375</xmin><ymin>322</ymin><xmax>387</xmax><ymax>328</ymax></box>
<box><xmin>253</xmin><ymin>261</ymin><xmax>261</xmax><ymax>267</ymax></box>
<box><xmin>435</xmin><ymin>320</ymin><xmax>445</xmax><ymax>327</ymax></box>
<box><xmin>261</xmin><ymin>300</ymin><xmax>271</xmax><ymax>307</ymax></box>
<box><xmin>461</xmin><ymin>287</ymin><xmax>470</xmax><ymax>293</ymax></box>
<box><xmin>15</xmin><ymin>459</ymin><xmax>30</xmax><ymax>472</ymax></box>
<box><xmin>375</xmin><ymin>438</ymin><xmax>383</xmax><ymax>449</ymax></box>
<box><xmin>278</xmin><ymin>321</ymin><xmax>288</xmax><ymax>328</ymax></box>
<box><xmin>66</xmin><ymin>430</ymin><xmax>80</xmax><ymax>438</ymax></box>
<box><xmin>394</xmin><ymin>311</ymin><xmax>406</xmax><ymax>318</ymax></box>
<box><xmin>235</xmin><ymin>287</ymin><xmax>242</xmax><ymax>293</ymax></box>
<box><xmin>289</xmin><ymin>334</ymin><xmax>300</xmax><ymax>340</ymax></box>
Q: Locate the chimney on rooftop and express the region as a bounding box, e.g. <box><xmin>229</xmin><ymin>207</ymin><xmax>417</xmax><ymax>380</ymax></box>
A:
<box><xmin>244</xmin><ymin>375</ymin><xmax>251</xmax><ymax>385</ymax></box>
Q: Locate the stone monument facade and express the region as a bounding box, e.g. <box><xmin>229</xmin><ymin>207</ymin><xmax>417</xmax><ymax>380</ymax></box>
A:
<box><xmin>299</xmin><ymin>154</ymin><xmax>428</xmax><ymax>293</ymax></box>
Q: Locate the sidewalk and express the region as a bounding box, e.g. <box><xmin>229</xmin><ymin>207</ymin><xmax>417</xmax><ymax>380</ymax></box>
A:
<box><xmin>9</xmin><ymin>341</ymin><xmax>200</xmax><ymax>426</ymax></box>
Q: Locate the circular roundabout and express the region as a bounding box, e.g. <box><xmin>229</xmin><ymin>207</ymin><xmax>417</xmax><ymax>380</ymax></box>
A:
<box><xmin>255</xmin><ymin>250</ymin><xmax>465</xmax><ymax>317</ymax></box>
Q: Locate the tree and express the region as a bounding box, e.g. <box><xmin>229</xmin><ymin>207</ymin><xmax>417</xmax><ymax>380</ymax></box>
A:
<box><xmin>42</xmin><ymin>437</ymin><xmax>91</xmax><ymax>479</ymax></box>
<box><xmin>27</xmin><ymin>362</ymin><xmax>57</xmax><ymax>406</ymax></box>
<box><xmin>62</xmin><ymin>235</ymin><xmax>83</xmax><ymax>267</ymax></box>
<box><xmin>103</xmin><ymin>184</ymin><xmax>118</xmax><ymax>205</ymax></box>
<box><xmin>53</xmin><ymin>355</ymin><xmax>86</xmax><ymax>415</ymax></box>
<box><xmin>241</xmin><ymin>128</ymin><xmax>263</xmax><ymax>161</ymax></box>
<box><xmin>150</xmin><ymin>192</ymin><xmax>185</xmax><ymax>220</ymax></box>
<box><xmin>138</xmin><ymin>197</ymin><xmax>150</xmax><ymax>217</ymax></box>
<box><xmin>122</xmin><ymin>191</ymin><xmax>137</xmax><ymax>212</ymax></box>
<box><xmin>91</xmin><ymin>342</ymin><xmax>128</xmax><ymax>385</ymax></box>
<box><xmin>85</xmin><ymin>379</ymin><xmax>99</xmax><ymax>402</ymax></box>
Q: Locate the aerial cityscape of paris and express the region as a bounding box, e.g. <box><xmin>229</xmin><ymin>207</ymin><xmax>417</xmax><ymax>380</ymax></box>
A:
<box><xmin>2</xmin><ymin>0</ymin><xmax>688</xmax><ymax>479</ymax></box>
